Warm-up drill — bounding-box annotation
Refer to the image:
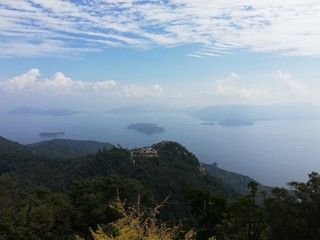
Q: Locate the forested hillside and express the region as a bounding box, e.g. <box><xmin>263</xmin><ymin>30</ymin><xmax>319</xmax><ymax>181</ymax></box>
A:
<box><xmin>1</xmin><ymin>136</ymin><xmax>320</xmax><ymax>239</ymax></box>
<box><xmin>202</xmin><ymin>163</ymin><xmax>273</xmax><ymax>196</ymax></box>
<box><xmin>28</xmin><ymin>139</ymin><xmax>113</xmax><ymax>158</ymax></box>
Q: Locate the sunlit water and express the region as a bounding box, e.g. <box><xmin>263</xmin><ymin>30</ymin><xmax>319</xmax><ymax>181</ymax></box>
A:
<box><xmin>1</xmin><ymin>110</ymin><xmax>320</xmax><ymax>187</ymax></box>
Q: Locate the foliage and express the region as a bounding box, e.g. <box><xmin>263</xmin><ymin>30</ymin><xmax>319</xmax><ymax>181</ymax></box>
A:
<box><xmin>202</xmin><ymin>163</ymin><xmax>272</xmax><ymax>196</ymax></box>
<box><xmin>0</xmin><ymin>174</ymin><xmax>17</xmax><ymax>240</ymax></box>
<box><xmin>263</xmin><ymin>187</ymin><xmax>301</xmax><ymax>240</ymax></box>
<box><xmin>216</xmin><ymin>181</ymin><xmax>268</xmax><ymax>240</ymax></box>
<box><xmin>72</xmin><ymin>175</ymin><xmax>154</xmax><ymax>237</ymax></box>
<box><xmin>215</xmin><ymin>173</ymin><xmax>320</xmax><ymax>240</ymax></box>
<box><xmin>13</xmin><ymin>187</ymin><xmax>75</xmax><ymax>240</ymax></box>
<box><xmin>3</xmin><ymin>136</ymin><xmax>320</xmax><ymax>240</ymax></box>
<box><xmin>264</xmin><ymin>172</ymin><xmax>320</xmax><ymax>240</ymax></box>
<box><xmin>28</xmin><ymin>139</ymin><xmax>113</xmax><ymax>158</ymax></box>
<box><xmin>183</xmin><ymin>185</ymin><xmax>226</xmax><ymax>239</ymax></box>
<box><xmin>77</xmin><ymin>194</ymin><xmax>195</xmax><ymax>240</ymax></box>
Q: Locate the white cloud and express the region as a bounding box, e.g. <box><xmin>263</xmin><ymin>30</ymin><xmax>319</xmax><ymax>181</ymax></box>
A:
<box><xmin>0</xmin><ymin>69</ymin><xmax>40</xmax><ymax>91</ymax></box>
<box><xmin>197</xmin><ymin>70</ymin><xmax>314</xmax><ymax>104</ymax></box>
<box><xmin>0</xmin><ymin>69</ymin><xmax>116</xmax><ymax>96</ymax></box>
<box><xmin>0</xmin><ymin>40</ymin><xmax>100</xmax><ymax>58</ymax></box>
<box><xmin>185</xmin><ymin>54</ymin><xmax>203</xmax><ymax>58</ymax></box>
<box><xmin>151</xmin><ymin>84</ymin><xmax>164</xmax><ymax>96</ymax></box>
<box><xmin>0</xmin><ymin>69</ymin><xmax>164</xmax><ymax>98</ymax></box>
<box><xmin>40</xmin><ymin>72</ymin><xmax>87</xmax><ymax>95</ymax></box>
<box><xmin>90</xmin><ymin>81</ymin><xmax>117</xmax><ymax>92</ymax></box>
<box><xmin>203</xmin><ymin>72</ymin><xmax>269</xmax><ymax>99</ymax></box>
<box><xmin>275</xmin><ymin>70</ymin><xmax>309</xmax><ymax>95</ymax></box>
<box><xmin>1</xmin><ymin>0</ymin><xmax>320</xmax><ymax>57</ymax></box>
<box><xmin>120</xmin><ymin>83</ymin><xmax>163</xmax><ymax>97</ymax></box>
<box><xmin>198</xmin><ymin>70</ymin><xmax>312</xmax><ymax>104</ymax></box>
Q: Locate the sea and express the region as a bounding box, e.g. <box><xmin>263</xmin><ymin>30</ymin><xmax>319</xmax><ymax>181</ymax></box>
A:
<box><xmin>1</xmin><ymin>110</ymin><xmax>320</xmax><ymax>188</ymax></box>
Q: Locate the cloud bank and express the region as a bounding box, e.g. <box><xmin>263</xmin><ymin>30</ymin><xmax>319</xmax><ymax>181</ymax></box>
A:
<box><xmin>0</xmin><ymin>69</ymin><xmax>162</xmax><ymax>97</ymax></box>
<box><xmin>275</xmin><ymin>70</ymin><xmax>309</xmax><ymax>95</ymax></box>
<box><xmin>1</xmin><ymin>0</ymin><xmax>320</xmax><ymax>57</ymax></box>
<box><xmin>0</xmin><ymin>69</ymin><xmax>314</xmax><ymax>107</ymax></box>
<box><xmin>202</xmin><ymin>72</ymin><xmax>269</xmax><ymax>99</ymax></box>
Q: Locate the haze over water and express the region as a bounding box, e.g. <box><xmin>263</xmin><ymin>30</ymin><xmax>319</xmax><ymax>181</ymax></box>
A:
<box><xmin>1</xmin><ymin>110</ymin><xmax>320</xmax><ymax>188</ymax></box>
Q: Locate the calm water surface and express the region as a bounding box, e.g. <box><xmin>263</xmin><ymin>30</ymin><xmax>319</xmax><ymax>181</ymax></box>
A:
<box><xmin>1</xmin><ymin>110</ymin><xmax>320</xmax><ymax>187</ymax></box>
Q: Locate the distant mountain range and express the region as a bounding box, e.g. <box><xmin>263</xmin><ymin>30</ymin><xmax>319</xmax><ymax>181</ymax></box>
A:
<box><xmin>108</xmin><ymin>104</ymin><xmax>197</xmax><ymax>114</ymax></box>
<box><xmin>108</xmin><ymin>103</ymin><xmax>320</xmax><ymax>123</ymax></box>
<box><xmin>8</xmin><ymin>103</ymin><xmax>319</xmax><ymax>122</ymax></box>
<box><xmin>192</xmin><ymin>103</ymin><xmax>320</xmax><ymax>121</ymax></box>
<box><xmin>8</xmin><ymin>106</ymin><xmax>80</xmax><ymax>116</ymax></box>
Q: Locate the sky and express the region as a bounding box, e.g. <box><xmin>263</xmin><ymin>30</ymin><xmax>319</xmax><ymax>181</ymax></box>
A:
<box><xmin>1</xmin><ymin>0</ymin><xmax>320</xmax><ymax>110</ymax></box>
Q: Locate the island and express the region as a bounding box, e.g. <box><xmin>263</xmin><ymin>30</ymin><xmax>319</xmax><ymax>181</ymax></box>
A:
<box><xmin>127</xmin><ymin>123</ymin><xmax>165</xmax><ymax>135</ymax></box>
<box><xmin>39</xmin><ymin>132</ymin><xmax>66</xmax><ymax>138</ymax></box>
<box><xmin>192</xmin><ymin>103</ymin><xmax>320</xmax><ymax>122</ymax></box>
<box><xmin>218</xmin><ymin>119</ymin><xmax>254</xmax><ymax>127</ymax></box>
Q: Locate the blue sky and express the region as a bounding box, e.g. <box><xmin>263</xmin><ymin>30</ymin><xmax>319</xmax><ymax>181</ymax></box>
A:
<box><xmin>1</xmin><ymin>0</ymin><xmax>320</xmax><ymax>109</ymax></box>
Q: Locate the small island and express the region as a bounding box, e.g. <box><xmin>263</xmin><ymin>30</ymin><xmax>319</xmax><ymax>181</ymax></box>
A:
<box><xmin>39</xmin><ymin>132</ymin><xmax>65</xmax><ymax>138</ymax></box>
<box><xmin>127</xmin><ymin>123</ymin><xmax>165</xmax><ymax>135</ymax></box>
<box><xmin>219</xmin><ymin>119</ymin><xmax>254</xmax><ymax>127</ymax></box>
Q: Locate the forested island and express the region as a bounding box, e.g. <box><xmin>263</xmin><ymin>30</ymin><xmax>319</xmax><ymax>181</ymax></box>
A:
<box><xmin>127</xmin><ymin>123</ymin><xmax>165</xmax><ymax>135</ymax></box>
<box><xmin>1</xmin><ymin>135</ymin><xmax>320</xmax><ymax>240</ymax></box>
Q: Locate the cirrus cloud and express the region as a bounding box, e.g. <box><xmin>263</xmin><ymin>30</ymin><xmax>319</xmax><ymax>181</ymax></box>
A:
<box><xmin>0</xmin><ymin>0</ymin><xmax>320</xmax><ymax>57</ymax></box>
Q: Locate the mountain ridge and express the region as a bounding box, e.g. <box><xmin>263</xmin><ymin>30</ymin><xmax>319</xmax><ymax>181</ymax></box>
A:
<box><xmin>0</xmin><ymin>135</ymin><xmax>270</xmax><ymax>196</ymax></box>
